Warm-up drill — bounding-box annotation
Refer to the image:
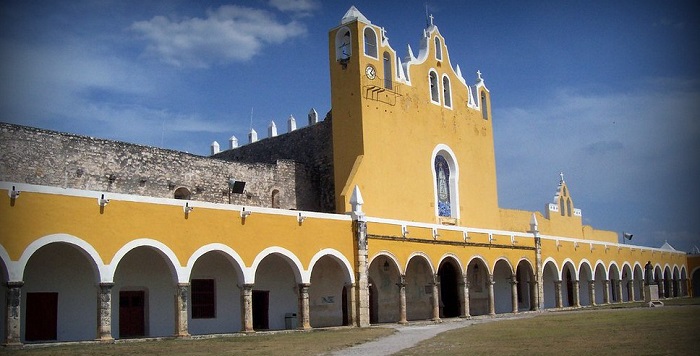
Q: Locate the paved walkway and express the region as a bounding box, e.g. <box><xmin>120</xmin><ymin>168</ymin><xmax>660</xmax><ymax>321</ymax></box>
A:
<box><xmin>330</xmin><ymin>314</ymin><xmax>532</xmax><ymax>356</ymax></box>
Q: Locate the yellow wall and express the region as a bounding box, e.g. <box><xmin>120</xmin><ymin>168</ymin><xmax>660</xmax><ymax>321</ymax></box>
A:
<box><xmin>0</xmin><ymin>189</ymin><xmax>354</xmax><ymax>271</ymax></box>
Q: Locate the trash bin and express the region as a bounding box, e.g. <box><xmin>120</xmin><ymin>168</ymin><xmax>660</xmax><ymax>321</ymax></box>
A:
<box><xmin>284</xmin><ymin>313</ymin><xmax>298</xmax><ymax>329</ymax></box>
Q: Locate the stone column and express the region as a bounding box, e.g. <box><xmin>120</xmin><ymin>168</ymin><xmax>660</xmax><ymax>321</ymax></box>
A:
<box><xmin>431</xmin><ymin>274</ymin><xmax>441</xmax><ymax>322</ymax></box>
<box><xmin>588</xmin><ymin>281</ymin><xmax>596</xmax><ymax>306</ymax></box>
<box><xmin>615</xmin><ymin>280</ymin><xmax>623</xmax><ymax>303</ymax></box>
<box><xmin>554</xmin><ymin>281</ymin><xmax>563</xmax><ymax>308</ymax></box>
<box><xmin>627</xmin><ymin>280</ymin><xmax>635</xmax><ymax>301</ymax></box>
<box><xmin>460</xmin><ymin>277</ymin><xmax>471</xmax><ymax>318</ymax></box>
<box><xmin>572</xmin><ymin>280</ymin><xmax>581</xmax><ymax>308</ymax></box>
<box><xmin>510</xmin><ymin>274</ymin><xmax>519</xmax><ymax>313</ymax></box>
<box><xmin>5</xmin><ymin>281</ymin><xmax>23</xmax><ymax>346</ymax></box>
<box><xmin>97</xmin><ymin>282</ymin><xmax>114</xmax><ymax>342</ymax></box>
<box><xmin>298</xmin><ymin>283</ymin><xmax>311</xmax><ymax>330</ymax></box>
<box><xmin>347</xmin><ymin>283</ymin><xmax>357</xmax><ymax>325</ymax></box>
<box><xmin>398</xmin><ymin>275</ymin><xmax>407</xmax><ymax>324</ymax></box>
<box><xmin>488</xmin><ymin>274</ymin><xmax>496</xmax><ymax>316</ymax></box>
<box><xmin>602</xmin><ymin>280</ymin><xmax>610</xmax><ymax>304</ymax></box>
<box><xmin>241</xmin><ymin>284</ymin><xmax>254</xmax><ymax>333</ymax></box>
<box><xmin>354</xmin><ymin>218</ymin><xmax>370</xmax><ymax>327</ymax></box>
<box><xmin>175</xmin><ymin>283</ymin><xmax>190</xmax><ymax>338</ymax></box>
<box><xmin>529</xmin><ymin>280</ymin><xmax>538</xmax><ymax>311</ymax></box>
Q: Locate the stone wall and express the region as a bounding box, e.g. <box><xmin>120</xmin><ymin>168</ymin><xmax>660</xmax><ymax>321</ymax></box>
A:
<box><xmin>213</xmin><ymin>112</ymin><xmax>335</xmax><ymax>213</ymax></box>
<box><xmin>0</xmin><ymin>122</ymin><xmax>318</xmax><ymax>210</ymax></box>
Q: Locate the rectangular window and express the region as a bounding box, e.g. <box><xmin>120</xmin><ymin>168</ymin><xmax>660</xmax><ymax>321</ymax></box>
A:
<box><xmin>191</xmin><ymin>279</ymin><xmax>216</xmax><ymax>319</ymax></box>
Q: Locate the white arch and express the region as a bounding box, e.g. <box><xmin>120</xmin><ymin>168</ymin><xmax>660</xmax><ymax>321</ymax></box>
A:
<box><xmin>492</xmin><ymin>257</ymin><xmax>514</xmax><ymax>275</ymax></box>
<box><xmin>431</xmin><ymin>144</ymin><xmax>460</xmax><ymax>220</ymax></box>
<box><xmin>16</xmin><ymin>233</ymin><xmax>105</xmax><ymax>282</ymax></box>
<box><xmin>369</xmin><ymin>250</ymin><xmax>402</xmax><ymax>274</ymax></box>
<box><xmin>542</xmin><ymin>257</ymin><xmax>560</xmax><ymax>279</ymax></box>
<box><xmin>577</xmin><ymin>259</ymin><xmax>594</xmax><ymax>280</ymax></box>
<box><xmin>620</xmin><ymin>262</ymin><xmax>633</xmax><ymax>276</ymax></box>
<box><xmin>308</xmin><ymin>248</ymin><xmax>355</xmax><ymax>284</ymax></box>
<box><xmin>438</xmin><ymin>253</ymin><xmax>464</xmax><ymax>275</ymax></box>
<box><xmin>607</xmin><ymin>261</ymin><xmax>621</xmax><ymax>280</ymax></box>
<box><xmin>593</xmin><ymin>260</ymin><xmax>608</xmax><ymax>277</ymax></box>
<box><xmin>109</xmin><ymin>238</ymin><xmax>184</xmax><ymax>283</ymax></box>
<box><xmin>185</xmin><ymin>243</ymin><xmax>249</xmax><ymax>285</ymax></box>
<box><xmin>560</xmin><ymin>258</ymin><xmax>578</xmax><ymax>280</ymax></box>
<box><xmin>0</xmin><ymin>244</ymin><xmax>11</xmax><ymax>281</ymax></box>
<box><xmin>405</xmin><ymin>251</ymin><xmax>435</xmax><ymax>275</ymax></box>
<box><xmin>466</xmin><ymin>255</ymin><xmax>491</xmax><ymax>275</ymax></box>
<box><xmin>515</xmin><ymin>257</ymin><xmax>536</xmax><ymax>277</ymax></box>
<box><xmin>250</xmin><ymin>246</ymin><xmax>305</xmax><ymax>284</ymax></box>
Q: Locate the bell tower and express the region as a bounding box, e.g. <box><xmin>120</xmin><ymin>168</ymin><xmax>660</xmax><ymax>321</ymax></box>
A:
<box><xmin>328</xmin><ymin>7</ymin><xmax>501</xmax><ymax>228</ymax></box>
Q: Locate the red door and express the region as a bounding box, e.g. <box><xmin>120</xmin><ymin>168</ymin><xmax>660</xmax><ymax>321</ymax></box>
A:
<box><xmin>119</xmin><ymin>291</ymin><xmax>145</xmax><ymax>338</ymax></box>
<box><xmin>25</xmin><ymin>292</ymin><xmax>58</xmax><ymax>341</ymax></box>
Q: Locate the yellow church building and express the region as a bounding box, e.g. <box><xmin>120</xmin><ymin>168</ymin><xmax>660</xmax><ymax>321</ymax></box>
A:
<box><xmin>0</xmin><ymin>6</ymin><xmax>692</xmax><ymax>346</ymax></box>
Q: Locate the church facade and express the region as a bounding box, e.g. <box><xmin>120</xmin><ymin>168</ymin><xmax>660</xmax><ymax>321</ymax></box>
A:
<box><xmin>0</xmin><ymin>7</ymin><xmax>691</xmax><ymax>346</ymax></box>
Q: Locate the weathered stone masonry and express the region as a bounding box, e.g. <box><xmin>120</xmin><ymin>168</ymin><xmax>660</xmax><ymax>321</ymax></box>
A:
<box><xmin>213</xmin><ymin>112</ymin><xmax>335</xmax><ymax>213</ymax></box>
<box><xmin>0</xmin><ymin>122</ymin><xmax>316</xmax><ymax>210</ymax></box>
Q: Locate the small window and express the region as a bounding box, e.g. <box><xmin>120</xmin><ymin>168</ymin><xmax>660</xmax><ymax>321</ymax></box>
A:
<box><xmin>174</xmin><ymin>187</ymin><xmax>191</xmax><ymax>200</ymax></box>
<box><xmin>364</xmin><ymin>27</ymin><xmax>377</xmax><ymax>58</ymax></box>
<box><xmin>271</xmin><ymin>189</ymin><xmax>280</xmax><ymax>209</ymax></box>
<box><xmin>383</xmin><ymin>52</ymin><xmax>392</xmax><ymax>89</ymax></box>
<box><xmin>435</xmin><ymin>37</ymin><xmax>442</xmax><ymax>61</ymax></box>
<box><xmin>480</xmin><ymin>91</ymin><xmax>488</xmax><ymax>120</ymax></box>
<box><xmin>442</xmin><ymin>75</ymin><xmax>451</xmax><ymax>108</ymax></box>
<box><xmin>429</xmin><ymin>71</ymin><xmax>440</xmax><ymax>103</ymax></box>
<box><xmin>191</xmin><ymin>279</ymin><xmax>215</xmax><ymax>319</ymax></box>
<box><xmin>335</xmin><ymin>28</ymin><xmax>351</xmax><ymax>62</ymax></box>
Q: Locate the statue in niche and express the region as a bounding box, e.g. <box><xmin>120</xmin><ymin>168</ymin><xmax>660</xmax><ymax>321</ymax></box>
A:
<box><xmin>435</xmin><ymin>155</ymin><xmax>451</xmax><ymax>217</ymax></box>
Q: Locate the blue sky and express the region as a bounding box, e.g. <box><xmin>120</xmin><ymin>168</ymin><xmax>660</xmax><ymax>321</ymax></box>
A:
<box><xmin>1</xmin><ymin>1</ymin><xmax>698</xmax><ymax>251</ymax></box>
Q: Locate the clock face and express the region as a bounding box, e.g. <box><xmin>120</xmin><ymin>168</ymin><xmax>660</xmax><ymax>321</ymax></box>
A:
<box><xmin>365</xmin><ymin>65</ymin><xmax>376</xmax><ymax>79</ymax></box>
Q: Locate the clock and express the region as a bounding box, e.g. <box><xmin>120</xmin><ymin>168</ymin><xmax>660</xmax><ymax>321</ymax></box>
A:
<box><xmin>365</xmin><ymin>65</ymin><xmax>376</xmax><ymax>79</ymax></box>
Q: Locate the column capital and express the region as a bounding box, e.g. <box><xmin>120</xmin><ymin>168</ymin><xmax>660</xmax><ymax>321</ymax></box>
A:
<box><xmin>5</xmin><ymin>281</ymin><xmax>24</xmax><ymax>288</ymax></box>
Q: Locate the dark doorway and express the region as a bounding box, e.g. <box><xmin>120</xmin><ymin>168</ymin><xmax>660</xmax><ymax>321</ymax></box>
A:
<box><xmin>439</xmin><ymin>263</ymin><xmax>460</xmax><ymax>317</ymax></box>
<box><xmin>341</xmin><ymin>286</ymin><xmax>349</xmax><ymax>326</ymax></box>
<box><xmin>25</xmin><ymin>292</ymin><xmax>58</xmax><ymax>341</ymax></box>
<box><xmin>252</xmin><ymin>290</ymin><xmax>269</xmax><ymax>330</ymax></box>
<box><xmin>368</xmin><ymin>278</ymin><xmax>378</xmax><ymax>324</ymax></box>
<box><xmin>693</xmin><ymin>270</ymin><xmax>700</xmax><ymax>298</ymax></box>
<box><xmin>565</xmin><ymin>269</ymin><xmax>574</xmax><ymax>306</ymax></box>
<box><xmin>119</xmin><ymin>290</ymin><xmax>145</xmax><ymax>338</ymax></box>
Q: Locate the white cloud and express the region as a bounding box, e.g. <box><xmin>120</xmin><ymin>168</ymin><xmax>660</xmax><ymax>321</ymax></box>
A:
<box><xmin>130</xmin><ymin>5</ymin><xmax>307</xmax><ymax>68</ymax></box>
<box><xmin>494</xmin><ymin>80</ymin><xmax>700</xmax><ymax>248</ymax></box>
<box><xmin>268</xmin><ymin>0</ymin><xmax>319</xmax><ymax>15</ymax></box>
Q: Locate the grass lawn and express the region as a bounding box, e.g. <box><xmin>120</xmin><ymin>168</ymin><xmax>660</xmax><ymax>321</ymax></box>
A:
<box><xmin>397</xmin><ymin>302</ymin><xmax>700</xmax><ymax>356</ymax></box>
<box><xmin>8</xmin><ymin>327</ymin><xmax>394</xmax><ymax>355</ymax></box>
<box><xmin>6</xmin><ymin>299</ymin><xmax>699</xmax><ymax>355</ymax></box>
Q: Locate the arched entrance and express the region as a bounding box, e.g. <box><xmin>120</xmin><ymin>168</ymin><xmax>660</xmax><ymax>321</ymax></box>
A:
<box><xmin>692</xmin><ymin>268</ymin><xmax>700</xmax><ymax>297</ymax></box>
<box><xmin>368</xmin><ymin>255</ymin><xmax>400</xmax><ymax>323</ymax></box>
<box><xmin>608</xmin><ymin>265</ymin><xmax>620</xmax><ymax>302</ymax></box>
<box><xmin>492</xmin><ymin>259</ymin><xmax>513</xmax><ymax>314</ymax></box>
<box><xmin>578</xmin><ymin>263</ymin><xmax>593</xmax><ymax>306</ymax></box>
<box><xmin>253</xmin><ymin>254</ymin><xmax>300</xmax><ymax>330</ymax></box>
<box><xmin>561</xmin><ymin>262</ymin><xmax>576</xmax><ymax>307</ymax></box>
<box><xmin>23</xmin><ymin>243</ymin><xmax>99</xmax><ymax>342</ymax></box>
<box><xmin>515</xmin><ymin>260</ymin><xmax>536</xmax><ymax>311</ymax></box>
<box><xmin>0</xmin><ymin>258</ymin><xmax>7</xmax><ymax>343</ymax></box>
<box><xmin>633</xmin><ymin>264</ymin><xmax>644</xmax><ymax>301</ymax></box>
<box><xmin>438</xmin><ymin>258</ymin><xmax>461</xmax><ymax>318</ymax></box>
<box><xmin>405</xmin><ymin>256</ymin><xmax>434</xmax><ymax>321</ymax></box>
<box><xmin>188</xmin><ymin>251</ymin><xmax>244</xmax><ymax>335</ymax></box>
<box><xmin>542</xmin><ymin>261</ymin><xmax>559</xmax><ymax>309</ymax></box>
<box><xmin>113</xmin><ymin>246</ymin><xmax>177</xmax><ymax>339</ymax></box>
<box><xmin>467</xmin><ymin>259</ymin><xmax>489</xmax><ymax>316</ymax></box>
<box><xmin>594</xmin><ymin>264</ymin><xmax>607</xmax><ymax>304</ymax></box>
<box><xmin>309</xmin><ymin>255</ymin><xmax>352</xmax><ymax>327</ymax></box>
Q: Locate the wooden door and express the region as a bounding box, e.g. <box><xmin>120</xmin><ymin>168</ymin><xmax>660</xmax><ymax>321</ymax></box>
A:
<box><xmin>25</xmin><ymin>292</ymin><xmax>58</xmax><ymax>341</ymax></box>
<box><xmin>119</xmin><ymin>291</ymin><xmax>145</xmax><ymax>338</ymax></box>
